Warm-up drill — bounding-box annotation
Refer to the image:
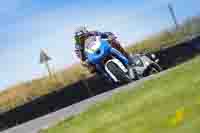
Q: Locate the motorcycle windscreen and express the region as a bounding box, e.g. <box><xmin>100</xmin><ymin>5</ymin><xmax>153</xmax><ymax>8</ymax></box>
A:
<box><xmin>85</xmin><ymin>36</ymin><xmax>101</xmax><ymax>54</ymax></box>
<box><xmin>85</xmin><ymin>37</ymin><xmax>111</xmax><ymax>64</ymax></box>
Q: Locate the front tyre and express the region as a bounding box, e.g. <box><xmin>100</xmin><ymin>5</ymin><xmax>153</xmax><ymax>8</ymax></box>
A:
<box><xmin>106</xmin><ymin>61</ymin><xmax>131</xmax><ymax>83</ymax></box>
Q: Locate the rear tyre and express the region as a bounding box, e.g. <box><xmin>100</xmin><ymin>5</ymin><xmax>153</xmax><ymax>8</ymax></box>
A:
<box><xmin>147</xmin><ymin>63</ymin><xmax>162</xmax><ymax>76</ymax></box>
<box><xmin>106</xmin><ymin>61</ymin><xmax>131</xmax><ymax>83</ymax></box>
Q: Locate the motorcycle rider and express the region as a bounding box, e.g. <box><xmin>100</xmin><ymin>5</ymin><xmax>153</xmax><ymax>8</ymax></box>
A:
<box><xmin>74</xmin><ymin>26</ymin><xmax>131</xmax><ymax>72</ymax></box>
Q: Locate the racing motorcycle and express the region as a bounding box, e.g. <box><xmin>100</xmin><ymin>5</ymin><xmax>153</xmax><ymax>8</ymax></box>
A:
<box><xmin>84</xmin><ymin>36</ymin><xmax>138</xmax><ymax>83</ymax></box>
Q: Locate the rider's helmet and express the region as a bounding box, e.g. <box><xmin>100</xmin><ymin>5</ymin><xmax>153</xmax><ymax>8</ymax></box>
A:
<box><xmin>74</xmin><ymin>26</ymin><xmax>89</xmax><ymax>45</ymax></box>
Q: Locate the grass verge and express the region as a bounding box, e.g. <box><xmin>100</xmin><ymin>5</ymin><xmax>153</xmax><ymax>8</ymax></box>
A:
<box><xmin>41</xmin><ymin>56</ymin><xmax>200</xmax><ymax>133</ymax></box>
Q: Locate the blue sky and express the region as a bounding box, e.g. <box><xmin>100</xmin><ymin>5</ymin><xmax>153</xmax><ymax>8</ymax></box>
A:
<box><xmin>0</xmin><ymin>0</ymin><xmax>199</xmax><ymax>90</ymax></box>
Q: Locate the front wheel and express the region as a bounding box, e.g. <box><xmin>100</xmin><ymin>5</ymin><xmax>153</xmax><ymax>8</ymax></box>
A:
<box><xmin>106</xmin><ymin>61</ymin><xmax>131</xmax><ymax>83</ymax></box>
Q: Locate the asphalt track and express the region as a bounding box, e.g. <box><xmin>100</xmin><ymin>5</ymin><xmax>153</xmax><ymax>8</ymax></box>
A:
<box><xmin>1</xmin><ymin>70</ymin><xmax>169</xmax><ymax>133</ymax></box>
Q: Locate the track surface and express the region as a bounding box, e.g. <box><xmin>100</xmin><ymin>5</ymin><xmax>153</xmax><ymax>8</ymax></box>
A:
<box><xmin>1</xmin><ymin>71</ymin><xmax>168</xmax><ymax>133</ymax></box>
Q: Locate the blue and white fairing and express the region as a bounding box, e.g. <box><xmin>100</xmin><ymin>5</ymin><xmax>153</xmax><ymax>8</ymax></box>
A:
<box><xmin>84</xmin><ymin>36</ymin><xmax>129</xmax><ymax>66</ymax></box>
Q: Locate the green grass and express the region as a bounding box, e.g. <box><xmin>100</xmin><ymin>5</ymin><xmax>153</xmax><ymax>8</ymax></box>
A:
<box><xmin>41</xmin><ymin>56</ymin><xmax>200</xmax><ymax>133</ymax></box>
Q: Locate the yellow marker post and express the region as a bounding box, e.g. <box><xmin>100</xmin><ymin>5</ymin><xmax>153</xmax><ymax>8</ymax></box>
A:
<box><xmin>170</xmin><ymin>108</ymin><xmax>184</xmax><ymax>126</ymax></box>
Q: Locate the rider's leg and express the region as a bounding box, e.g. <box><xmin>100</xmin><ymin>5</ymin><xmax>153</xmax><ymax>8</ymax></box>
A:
<box><xmin>110</xmin><ymin>48</ymin><xmax>129</xmax><ymax>65</ymax></box>
<box><xmin>109</xmin><ymin>40</ymin><xmax>129</xmax><ymax>58</ymax></box>
<box><xmin>109</xmin><ymin>40</ymin><xmax>134</xmax><ymax>64</ymax></box>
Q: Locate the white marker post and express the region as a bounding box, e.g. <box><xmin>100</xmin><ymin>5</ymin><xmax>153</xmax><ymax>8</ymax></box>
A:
<box><xmin>40</xmin><ymin>49</ymin><xmax>57</xmax><ymax>82</ymax></box>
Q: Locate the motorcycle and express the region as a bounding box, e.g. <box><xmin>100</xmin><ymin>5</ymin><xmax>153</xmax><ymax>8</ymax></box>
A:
<box><xmin>84</xmin><ymin>36</ymin><xmax>138</xmax><ymax>83</ymax></box>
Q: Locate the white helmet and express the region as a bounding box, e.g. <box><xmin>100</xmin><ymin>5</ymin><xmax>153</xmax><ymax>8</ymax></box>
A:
<box><xmin>75</xmin><ymin>26</ymin><xmax>88</xmax><ymax>37</ymax></box>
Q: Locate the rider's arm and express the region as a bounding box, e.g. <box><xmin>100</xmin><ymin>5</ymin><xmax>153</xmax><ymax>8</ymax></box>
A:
<box><xmin>86</xmin><ymin>31</ymin><xmax>116</xmax><ymax>39</ymax></box>
<box><xmin>74</xmin><ymin>43</ymin><xmax>86</xmax><ymax>61</ymax></box>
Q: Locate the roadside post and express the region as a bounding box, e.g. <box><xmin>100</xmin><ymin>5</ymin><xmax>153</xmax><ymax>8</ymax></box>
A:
<box><xmin>168</xmin><ymin>3</ymin><xmax>179</xmax><ymax>30</ymax></box>
<box><xmin>40</xmin><ymin>49</ymin><xmax>58</xmax><ymax>83</ymax></box>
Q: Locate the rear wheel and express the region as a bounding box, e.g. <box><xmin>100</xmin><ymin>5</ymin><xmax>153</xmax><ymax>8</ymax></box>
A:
<box><xmin>106</xmin><ymin>61</ymin><xmax>131</xmax><ymax>83</ymax></box>
<box><xmin>148</xmin><ymin>63</ymin><xmax>162</xmax><ymax>75</ymax></box>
